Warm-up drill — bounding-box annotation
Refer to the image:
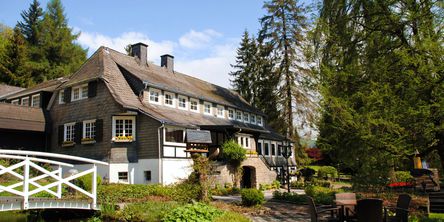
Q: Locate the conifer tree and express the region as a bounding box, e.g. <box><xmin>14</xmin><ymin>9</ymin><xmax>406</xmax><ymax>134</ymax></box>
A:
<box><xmin>17</xmin><ymin>0</ymin><xmax>43</xmax><ymax>45</ymax></box>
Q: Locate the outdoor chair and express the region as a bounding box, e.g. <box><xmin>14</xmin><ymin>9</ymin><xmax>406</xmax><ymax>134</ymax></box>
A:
<box><xmin>384</xmin><ymin>194</ymin><xmax>411</xmax><ymax>222</ymax></box>
<box><xmin>307</xmin><ymin>196</ymin><xmax>341</xmax><ymax>222</ymax></box>
<box><xmin>355</xmin><ymin>198</ymin><xmax>383</xmax><ymax>222</ymax></box>
<box><xmin>335</xmin><ymin>193</ymin><xmax>357</xmax><ymax>216</ymax></box>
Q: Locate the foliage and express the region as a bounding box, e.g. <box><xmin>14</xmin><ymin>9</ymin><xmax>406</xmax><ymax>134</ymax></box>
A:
<box><xmin>393</xmin><ymin>171</ymin><xmax>413</xmax><ymax>183</ymax></box>
<box><xmin>272</xmin><ymin>191</ymin><xmax>307</xmax><ymax>204</ymax></box>
<box><xmin>221</xmin><ymin>140</ymin><xmax>247</xmax><ymax>163</ymax></box>
<box><xmin>304</xmin><ymin>185</ymin><xmax>342</xmax><ymax>205</ymax></box>
<box><xmin>305</xmin><ymin>148</ymin><xmax>323</xmax><ymax>162</ymax></box>
<box><xmin>299</xmin><ymin>167</ymin><xmax>316</xmax><ymax>181</ymax></box>
<box><xmin>213</xmin><ymin>211</ymin><xmax>251</xmax><ymax>222</ymax></box>
<box><xmin>116</xmin><ymin>201</ymin><xmax>180</xmax><ymax>222</ymax></box>
<box><xmin>162</xmin><ymin>202</ymin><xmax>223</xmax><ymax>222</ymax></box>
<box><xmin>240</xmin><ymin>189</ymin><xmax>265</xmax><ymax>206</ymax></box>
<box><xmin>212</xmin><ymin>184</ymin><xmax>240</xmax><ymax>196</ymax></box>
<box><xmin>317</xmin><ymin>166</ymin><xmax>338</xmax><ymax>179</ymax></box>
<box><xmin>291</xmin><ymin>181</ymin><xmax>306</xmax><ymax>189</ymax></box>
<box><xmin>76</xmin><ymin>174</ymin><xmax>102</xmax><ymax>192</ymax></box>
<box><xmin>310</xmin><ymin>178</ymin><xmax>331</xmax><ymax>188</ymax></box>
<box><xmin>190</xmin><ymin>154</ymin><xmax>211</xmax><ymax>202</ymax></box>
<box><xmin>259</xmin><ymin>180</ymin><xmax>281</xmax><ymax>191</ymax></box>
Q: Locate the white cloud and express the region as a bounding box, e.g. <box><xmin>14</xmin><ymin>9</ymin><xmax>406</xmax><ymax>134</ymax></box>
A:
<box><xmin>178</xmin><ymin>29</ymin><xmax>222</xmax><ymax>49</ymax></box>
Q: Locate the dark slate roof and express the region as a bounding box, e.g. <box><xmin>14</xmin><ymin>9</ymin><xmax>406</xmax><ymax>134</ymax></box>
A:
<box><xmin>259</xmin><ymin>128</ymin><xmax>287</xmax><ymax>141</ymax></box>
<box><xmin>0</xmin><ymin>84</ymin><xmax>24</xmax><ymax>99</ymax></box>
<box><xmin>186</xmin><ymin>129</ymin><xmax>212</xmax><ymax>143</ymax></box>
<box><xmin>0</xmin><ymin>103</ymin><xmax>45</xmax><ymax>132</ymax></box>
<box><xmin>5</xmin><ymin>77</ymin><xmax>68</xmax><ymax>100</ymax></box>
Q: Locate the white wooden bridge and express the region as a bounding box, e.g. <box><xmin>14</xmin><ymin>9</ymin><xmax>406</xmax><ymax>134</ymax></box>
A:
<box><xmin>0</xmin><ymin>149</ymin><xmax>108</xmax><ymax>211</ymax></box>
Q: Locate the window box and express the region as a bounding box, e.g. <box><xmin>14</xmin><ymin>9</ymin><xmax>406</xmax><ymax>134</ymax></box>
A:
<box><xmin>62</xmin><ymin>141</ymin><xmax>75</xmax><ymax>147</ymax></box>
<box><xmin>81</xmin><ymin>138</ymin><xmax>96</xmax><ymax>145</ymax></box>
<box><xmin>112</xmin><ymin>135</ymin><xmax>134</xmax><ymax>143</ymax></box>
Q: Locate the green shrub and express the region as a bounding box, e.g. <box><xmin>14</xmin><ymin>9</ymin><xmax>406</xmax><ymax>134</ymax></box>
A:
<box><xmin>272</xmin><ymin>180</ymin><xmax>281</xmax><ymax>189</ymax></box>
<box><xmin>291</xmin><ymin>181</ymin><xmax>306</xmax><ymax>189</ymax></box>
<box><xmin>394</xmin><ymin>171</ymin><xmax>413</xmax><ymax>182</ymax></box>
<box><xmin>311</xmin><ymin>178</ymin><xmax>331</xmax><ymax>188</ymax></box>
<box><xmin>272</xmin><ymin>191</ymin><xmax>306</xmax><ymax>204</ymax></box>
<box><xmin>213</xmin><ymin>211</ymin><xmax>251</xmax><ymax>222</ymax></box>
<box><xmin>240</xmin><ymin>189</ymin><xmax>265</xmax><ymax>206</ymax></box>
<box><xmin>304</xmin><ymin>185</ymin><xmax>341</xmax><ymax>205</ymax></box>
<box><xmin>162</xmin><ymin>202</ymin><xmax>223</xmax><ymax>222</ymax></box>
<box><xmin>77</xmin><ymin>174</ymin><xmax>102</xmax><ymax>192</ymax></box>
<box><xmin>221</xmin><ymin>140</ymin><xmax>246</xmax><ymax>163</ymax></box>
<box><xmin>317</xmin><ymin>166</ymin><xmax>338</xmax><ymax>179</ymax></box>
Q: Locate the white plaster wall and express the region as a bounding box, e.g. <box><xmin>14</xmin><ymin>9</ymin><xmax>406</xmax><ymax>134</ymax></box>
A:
<box><xmin>132</xmin><ymin>159</ymin><xmax>160</xmax><ymax>184</ymax></box>
<box><xmin>161</xmin><ymin>158</ymin><xmax>193</xmax><ymax>185</ymax></box>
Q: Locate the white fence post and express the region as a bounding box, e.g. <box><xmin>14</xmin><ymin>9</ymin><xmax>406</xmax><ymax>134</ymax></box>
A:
<box><xmin>92</xmin><ymin>164</ymin><xmax>97</xmax><ymax>209</ymax></box>
<box><xmin>23</xmin><ymin>158</ymin><xmax>30</xmax><ymax>209</ymax></box>
<box><xmin>57</xmin><ymin>165</ymin><xmax>63</xmax><ymax>199</ymax></box>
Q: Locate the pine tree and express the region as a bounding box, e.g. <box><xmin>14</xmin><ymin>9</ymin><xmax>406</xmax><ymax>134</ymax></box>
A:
<box><xmin>17</xmin><ymin>0</ymin><xmax>43</xmax><ymax>45</ymax></box>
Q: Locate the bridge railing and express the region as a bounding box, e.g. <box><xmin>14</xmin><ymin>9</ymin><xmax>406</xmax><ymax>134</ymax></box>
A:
<box><xmin>0</xmin><ymin>150</ymin><xmax>108</xmax><ymax>210</ymax></box>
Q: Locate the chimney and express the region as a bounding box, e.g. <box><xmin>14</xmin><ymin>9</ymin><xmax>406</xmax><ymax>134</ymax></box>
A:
<box><xmin>161</xmin><ymin>54</ymin><xmax>174</xmax><ymax>72</ymax></box>
<box><xmin>131</xmin><ymin>42</ymin><xmax>148</xmax><ymax>66</ymax></box>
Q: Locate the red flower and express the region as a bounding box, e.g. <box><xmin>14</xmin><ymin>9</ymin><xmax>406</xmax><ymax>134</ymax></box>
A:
<box><xmin>388</xmin><ymin>182</ymin><xmax>413</xmax><ymax>187</ymax></box>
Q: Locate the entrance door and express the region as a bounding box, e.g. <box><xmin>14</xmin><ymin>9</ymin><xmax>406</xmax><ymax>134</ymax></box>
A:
<box><xmin>241</xmin><ymin>166</ymin><xmax>256</xmax><ymax>188</ymax></box>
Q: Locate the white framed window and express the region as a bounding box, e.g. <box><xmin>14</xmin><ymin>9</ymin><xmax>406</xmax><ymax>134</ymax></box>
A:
<box><xmin>164</xmin><ymin>127</ymin><xmax>186</xmax><ymax>146</ymax></box>
<box><xmin>235</xmin><ymin>110</ymin><xmax>242</xmax><ymax>121</ymax></box>
<box><xmin>178</xmin><ymin>95</ymin><xmax>188</xmax><ymax>110</ymax></box>
<box><xmin>64</xmin><ymin>122</ymin><xmax>76</xmax><ymax>142</ymax></box>
<box><xmin>251</xmin><ymin>114</ymin><xmax>256</xmax><ymax>124</ymax></box>
<box><xmin>21</xmin><ymin>97</ymin><xmax>29</xmax><ymax>106</ymax></box>
<box><xmin>148</xmin><ymin>88</ymin><xmax>161</xmax><ymax>104</ymax></box>
<box><xmin>59</xmin><ymin>91</ymin><xmax>65</xmax><ymax>104</ymax></box>
<box><xmin>72</xmin><ymin>84</ymin><xmax>88</xmax><ymax>101</ymax></box>
<box><xmin>112</xmin><ymin>116</ymin><xmax>136</xmax><ymax>141</ymax></box>
<box><xmin>190</xmin><ymin>98</ymin><xmax>199</xmax><ymax>113</ymax></box>
<box><xmin>31</xmin><ymin>94</ymin><xmax>40</xmax><ymax>107</ymax></box>
<box><xmin>216</xmin><ymin>105</ymin><xmax>224</xmax><ymax>118</ymax></box>
<box><xmin>83</xmin><ymin>119</ymin><xmax>96</xmax><ymax>140</ymax></box>
<box><xmin>257</xmin><ymin>116</ymin><xmax>263</xmax><ymax>126</ymax></box>
<box><xmin>237</xmin><ymin>135</ymin><xmax>251</xmax><ymax>148</ymax></box>
<box><xmin>118</xmin><ymin>172</ymin><xmax>128</xmax><ymax>183</ymax></box>
<box><xmin>11</xmin><ymin>99</ymin><xmax>19</xmax><ymax>105</ymax></box>
<box><xmin>244</xmin><ymin>113</ymin><xmax>250</xmax><ymax>123</ymax></box>
<box><xmin>228</xmin><ymin>109</ymin><xmax>234</xmax><ymax>119</ymax></box>
<box><xmin>204</xmin><ymin>102</ymin><xmax>212</xmax><ymax>115</ymax></box>
<box><xmin>164</xmin><ymin>92</ymin><xmax>175</xmax><ymax>107</ymax></box>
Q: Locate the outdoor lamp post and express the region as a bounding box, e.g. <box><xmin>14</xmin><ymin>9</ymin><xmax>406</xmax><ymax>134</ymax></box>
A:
<box><xmin>281</xmin><ymin>139</ymin><xmax>292</xmax><ymax>193</ymax></box>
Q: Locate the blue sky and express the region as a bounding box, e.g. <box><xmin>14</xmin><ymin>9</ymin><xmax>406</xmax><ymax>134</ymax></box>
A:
<box><xmin>0</xmin><ymin>0</ymin><xmax>273</xmax><ymax>88</ymax></box>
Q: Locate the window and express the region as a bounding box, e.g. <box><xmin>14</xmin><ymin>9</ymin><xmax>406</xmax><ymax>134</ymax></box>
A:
<box><xmin>31</xmin><ymin>94</ymin><xmax>40</xmax><ymax>107</ymax></box>
<box><xmin>83</xmin><ymin>120</ymin><xmax>96</xmax><ymax>140</ymax></box>
<box><xmin>228</xmin><ymin>109</ymin><xmax>234</xmax><ymax>119</ymax></box>
<box><xmin>217</xmin><ymin>105</ymin><xmax>224</xmax><ymax>118</ymax></box>
<box><xmin>190</xmin><ymin>98</ymin><xmax>199</xmax><ymax>112</ymax></box>
<box><xmin>64</xmin><ymin>122</ymin><xmax>75</xmax><ymax>142</ymax></box>
<box><xmin>178</xmin><ymin>95</ymin><xmax>187</xmax><ymax>110</ymax></box>
<box><xmin>164</xmin><ymin>92</ymin><xmax>174</xmax><ymax>107</ymax></box>
<box><xmin>245</xmin><ymin>137</ymin><xmax>249</xmax><ymax>148</ymax></box>
<box><xmin>11</xmin><ymin>99</ymin><xmax>19</xmax><ymax>105</ymax></box>
<box><xmin>149</xmin><ymin>88</ymin><xmax>160</xmax><ymax>104</ymax></box>
<box><xmin>72</xmin><ymin>84</ymin><xmax>88</xmax><ymax>101</ymax></box>
<box><xmin>164</xmin><ymin>127</ymin><xmax>185</xmax><ymax>144</ymax></box>
<box><xmin>264</xmin><ymin>143</ymin><xmax>269</xmax><ymax>156</ymax></box>
<box><xmin>272</xmin><ymin>144</ymin><xmax>276</xmax><ymax>156</ymax></box>
<box><xmin>257</xmin><ymin>116</ymin><xmax>263</xmax><ymax>126</ymax></box>
<box><xmin>257</xmin><ymin>142</ymin><xmax>262</xmax><ymax>155</ymax></box>
<box><xmin>236</xmin><ymin>111</ymin><xmax>242</xmax><ymax>121</ymax></box>
<box><xmin>240</xmin><ymin>137</ymin><xmax>244</xmax><ymax>146</ymax></box>
<box><xmin>278</xmin><ymin>145</ymin><xmax>282</xmax><ymax>156</ymax></box>
<box><xmin>21</xmin><ymin>97</ymin><xmax>29</xmax><ymax>106</ymax></box>
<box><xmin>118</xmin><ymin>172</ymin><xmax>128</xmax><ymax>182</ymax></box>
<box><xmin>204</xmin><ymin>102</ymin><xmax>212</xmax><ymax>115</ymax></box>
<box><xmin>112</xmin><ymin>116</ymin><xmax>136</xmax><ymax>141</ymax></box>
<box><xmin>144</xmin><ymin>171</ymin><xmax>152</xmax><ymax>181</ymax></box>
<box><xmin>251</xmin><ymin>115</ymin><xmax>256</xmax><ymax>124</ymax></box>
<box><xmin>59</xmin><ymin>91</ymin><xmax>65</xmax><ymax>104</ymax></box>
<box><xmin>244</xmin><ymin>113</ymin><xmax>250</xmax><ymax>123</ymax></box>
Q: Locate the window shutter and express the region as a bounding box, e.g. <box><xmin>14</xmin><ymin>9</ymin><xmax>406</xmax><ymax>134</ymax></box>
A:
<box><xmin>95</xmin><ymin>119</ymin><xmax>103</xmax><ymax>142</ymax></box>
<box><xmin>64</xmin><ymin>87</ymin><xmax>71</xmax><ymax>103</ymax></box>
<box><xmin>88</xmin><ymin>81</ymin><xmax>97</xmax><ymax>98</ymax></box>
<box><xmin>58</xmin><ymin>125</ymin><xmax>64</xmax><ymax>145</ymax></box>
<box><xmin>75</xmin><ymin>122</ymin><xmax>82</xmax><ymax>144</ymax></box>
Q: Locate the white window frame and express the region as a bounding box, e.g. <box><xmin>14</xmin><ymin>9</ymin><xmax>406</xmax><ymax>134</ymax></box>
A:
<box><xmin>11</xmin><ymin>99</ymin><xmax>20</xmax><ymax>105</ymax></box>
<box><xmin>235</xmin><ymin>110</ymin><xmax>243</xmax><ymax>121</ymax></box>
<box><xmin>64</xmin><ymin>122</ymin><xmax>76</xmax><ymax>142</ymax></box>
<box><xmin>21</xmin><ymin>97</ymin><xmax>29</xmax><ymax>106</ymax></box>
<box><xmin>178</xmin><ymin>95</ymin><xmax>188</xmax><ymax>110</ymax></box>
<box><xmin>59</xmin><ymin>91</ymin><xmax>65</xmax><ymax>104</ymax></box>
<box><xmin>228</xmin><ymin>109</ymin><xmax>234</xmax><ymax>120</ymax></box>
<box><xmin>251</xmin><ymin>114</ymin><xmax>256</xmax><ymax>124</ymax></box>
<box><xmin>82</xmin><ymin>119</ymin><xmax>96</xmax><ymax>140</ymax></box>
<box><xmin>31</xmin><ymin>94</ymin><xmax>40</xmax><ymax>107</ymax></box>
<box><xmin>71</xmin><ymin>84</ymin><xmax>88</xmax><ymax>101</ymax></box>
<box><xmin>118</xmin><ymin>171</ymin><xmax>129</xmax><ymax>183</ymax></box>
<box><xmin>216</xmin><ymin>105</ymin><xmax>225</xmax><ymax>118</ymax></box>
<box><xmin>163</xmin><ymin>126</ymin><xmax>186</xmax><ymax>146</ymax></box>
<box><xmin>148</xmin><ymin>88</ymin><xmax>161</xmax><ymax>105</ymax></box>
<box><xmin>112</xmin><ymin>116</ymin><xmax>136</xmax><ymax>141</ymax></box>
<box><xmin>244</xmin><ymin>112</ymin><xmax>250</xmax><ymax>123</ymax></box>
<box><xmin>257</xmin><ymin>116</ymin><xmax>263</xmax><ymax>126</ymax></box>
<box><xmin>164</xmin><ymin>91</ymin><xmax>175</xmax><ymax>107</ymax></box>
<box><xmin>190</xmin><ymin>98</ymin><xmax>199</xmax><ymax>113</ymax></box>
<box><xmin>203</xmin><ymin>102</ymin><xmax>212</xmax><ymax>115</ymax></box>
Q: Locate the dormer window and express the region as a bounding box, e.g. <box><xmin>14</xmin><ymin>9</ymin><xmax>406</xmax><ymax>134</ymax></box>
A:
<box><xmin>204</xmin><ymin>102</ymin><xmax>212</xmax><ymax>115</ymax></box>
<box><xmin>31</xmin><ymin>94</ymin><xmax>40</xmax><ymax>107</ymax></box>
<box><xmin>72</xmin><ymin>84</ymin><xmax>88</xmax><ymax>101</ymax></box>
<box><xmin>236</xmin><ymin>111</ymin><xmax>242</xmax><ymax>121</ymax></box>
<box><xmin>59</xmin><ymin>91</ymin><xmax>65</xmax><ymax>104</ymax></box>
<box><xmin>257</xmin><ymin>116</ymin><xmax>263</xmax><ymax>126</ymax></box>
<box><xmin>228</xmin><ymin>109</ymin><xmax>234</xmax><ymax>119</ymax></box>
<box><xmin>251</xmin><ymin>115</ymin><xmax>256</xmax><ymax>124</ymax></box>
<box><xmin>164</xmin><ymin>92</ymin><xmax>174</xmax><ymax>107</ymax></box>
<box><xmin>244</xmin><ymin>113</ymin><xmax>249</xmax><ymax>123</ymax></box>
<box><xmin>21</xmin><ymin>97</ymin><xmax>29</xmax><ymax>106</ymax></box>
<box><xmin>178</xmin><ymin>95</ymin><xmax>187</xmax><ymax>110</ymax></box>
<box><xmin>190</xmin><ymin>98</ymin><xmax>199</xmax><ymax>112</ymax></box>
<box><xmin>149</xmin><ymin>88</ymin><xmax>161</xmax><ymax>104</ymax></box>
<box><xmin>217</xmin><ymin>105</ymin><xmax>224</xmax><ymax>118</ymax></box>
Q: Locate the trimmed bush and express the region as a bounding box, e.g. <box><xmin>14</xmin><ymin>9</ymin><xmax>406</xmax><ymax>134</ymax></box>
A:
<box><xmin>221</xmin><ymin>140</ymin><xmax>246</xmax><ymax>163</ymax></box>
<box><xmin>394</xmin><ymin>171</ymin><xmax>413</xmax><ymax>182</ymax></box>
<box><xmin>272</xmin><ymin>190</ymin><xmax>306</xmax><ymax>204</ymax></box>
<box><xmin>317</xmin><ymin>166</ymin><xmax>338</xmax><ymax>179</ymax></box>
<box><xmin>241</xmin><ymin>188</ymin><xmax>265</xmax><ymax>206</ymax></box>
<box><xmin>162</xmin><ymin>202</ymin><xmax>223</xmax><ymax>222</ymax></box>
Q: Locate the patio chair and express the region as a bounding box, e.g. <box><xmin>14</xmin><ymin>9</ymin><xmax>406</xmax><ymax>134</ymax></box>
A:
<box><xmin>355</xmin><ymin>198</ymin><xmax>383</xmax><ymax>222</ymax></box>
<box><xmin>335</xmin><ymin>192</ymin><xmax>357</xmax><ymax>218</ymax></box>
<box><xmin>307</xmin><ymin>196</ymin><xmax>341</xmax><ymax>222</ymax></box>
<box><xmin>384</xmin><ymin>194</ymin><xmax>411</xmax><ymax>222</ymax></box>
